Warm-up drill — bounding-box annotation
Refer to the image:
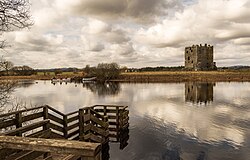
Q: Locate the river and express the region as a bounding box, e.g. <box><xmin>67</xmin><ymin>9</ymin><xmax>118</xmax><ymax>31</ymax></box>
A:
<box><xmin>6</xmin><ymin>81</ymin><xmax>250</xmax><ymax>160</ymax></box>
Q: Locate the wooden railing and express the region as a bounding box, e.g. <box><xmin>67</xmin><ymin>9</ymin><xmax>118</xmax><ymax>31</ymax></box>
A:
<box><xmin>0</xmin><ymin>135</ymin><xmax>101</xmax><ymax>160</ymax></box>
<box><xmin>0</xmin><ymin>104</ymin><xmax>129</xmax><ymax>159</ymax></box>
<box><xmin>91</xmin><ymin>105</ymin><xmax>129</xmax><ymax>142</ymax></box>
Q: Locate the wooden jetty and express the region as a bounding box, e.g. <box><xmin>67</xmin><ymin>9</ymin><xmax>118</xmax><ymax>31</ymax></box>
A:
<box><xmin>0</xmin><ymin>105</ymin><xmax>129</xmax><ymax>160</ymax></box>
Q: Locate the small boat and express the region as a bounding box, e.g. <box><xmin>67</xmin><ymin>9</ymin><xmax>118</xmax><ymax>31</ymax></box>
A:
<box><xmin>62</xmin><ymin>78</ymin><xmax>71</xmax><ymax>82</ymax></box>
<box><xmin>51</xmin><ymin>78</ymin><xmax>71</xmax><ymax>83</ymax></box>
<box><xmin>51</xmin><ymin>78</ymin><xmax>60</xmax><ymax>83</ymax></box>
<box><xmin>82</xmin><ymin>77</ymin><xmax>97</xmax><ymax>82</ymax></box>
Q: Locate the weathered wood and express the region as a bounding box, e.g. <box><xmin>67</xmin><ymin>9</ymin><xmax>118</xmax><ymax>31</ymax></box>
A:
<box><xmin>43</xmin><ymin>154</ymin><xmax>80</xmax><ymax>160</ymax></box>
<box><xmin>83</xmin><ymin>114</ymin><xmax>91</xmax><ymax>123</ymax></box>
<box><xmin>94</xmin><ymin>109</ymin><xmax>117</xmax><ymax>114</ymax></box>
<box><xmin>48</xmin><ymin>113</ymin><xmax>64</xmax><ymax>124</ymax></box>
<box><xmin>67</xmin><ymin>115</ymin><xmax>78</xmax><ymax>123</ymax></box>
<box><xmin>15</xmin><ymin>112</ymin><xmax>22</xmax><ymax>136</ymax></box>
<box><xmin>67</xmin><ymin>123</ymin><xmax>79</xmax><ymax>132</ymax></box>
<box><xmin>49</xmin><ymin>123</ymin><xmax>64</xmax><ymax>133</ymax></box>
<box><xmin>67</xmin><ymin>130</ymin><xmax>79</xmax><ymax>139</ymax></box>
<box><xmin>108</xmin><ymin>127</ymin><xmax>117</xmax><ymax>132</ymax></box>
<box><xmin>0</xmin><ymin>119</ymin><xmax>15</xmax><ymax>129</ymax></box>
<box><xmin>27</xmin><ymin>129</ymin><xmax>51</xmax><ymax>138</ymax></box>
<box><xmin>109</xmin><ymin>121</ymin><xmax>117</xmax><ymax>126</ymax></box>
<box><xmin>84</xmin><ymin>124</ymin><xmax>109</xmax><ymax>137</ymax></box>
<box><xmin>50</xmin><ymin>131</ymin><xmax>64</xmax><ymax>139</ymax></box>
<box><xmin>47</xmin><ymin>106</ymin><xmax>64</xmax><ymax>117</ymax></box>
<box><xmin>0</xmin><ymin>136</ymin><xmax>102</xmax><ymax>157</ymax></box>
<box><xmin>89</xmin><ymin>108</ymin><xmax>105</xmax><ymax>120</ymax></box>
<box><xmin>92</xmin><ymin>105</ymin><xmax>127</xmax><ymax>109</ymax></box>
<box><xmin>43</xmin><ymin>106</ymin><xmax>49</xmax><ymax>130</ymax></box>
<box><xmin>0</xmin><ymin>129</ymin><xmax>51</xmax><ymax>160</ymax></box>
<box><xmin>0</xmin><ymin>104</ymin><xmax>129</xmax><ymax>159</ymax></box>
<box><xmin>0</xmin><ymin>106</ymin><xmax>44</xmax><ymax>118</ymax></box>
<box><xmin>103</xmin><ymin>106</ymin><xmax>107</xmax><ymax>116</ymax></box>
<box><xmin>79</xmin><ymin>109</ymin><xmax>84</xmax><ymax>141</ymax></box>
<box><xmin>83</xmin><ymin>133</ymin><xmax>103</xmax><ymax>143</ymax></box>
<box><xmin>90</xmin><ymin>115</ymin><xmax>108</xmax><ymax>129</ymax></box>
<box><xmin>22</xmin><ymin>112</ymin><xmax>44</xmax><ymax>123</ymax></box>
<box><xmin>107</xmin><ymin>115</ymin><xmax>116</xmax><ymax>119</ymax></box>
<box><xmin>66</xmin><ymin>111</ymin><xmax>78</xmax><ymax>117</ymax></box>
<box><xmin>5</xmin><ymin>150</ymin><xmax>45</xmax><ymax>160</ymax></box>
<box><xmin>4</xmin><ymin>120</ymin><xmax>50</xmax><ymax>136</ymax></box>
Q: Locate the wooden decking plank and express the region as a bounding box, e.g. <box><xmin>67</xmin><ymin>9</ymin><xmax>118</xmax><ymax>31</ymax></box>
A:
<box><xmin>0</xmin><ymin>136</ymin><xmax>101</xmax><ymax>157</ymax></box>
<box><xmin>5</xmin><ymin>150</ymin><xmax>44</xmax><ymax>160</ymax></box>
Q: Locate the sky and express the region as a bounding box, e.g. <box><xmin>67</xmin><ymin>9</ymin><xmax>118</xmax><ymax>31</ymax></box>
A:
<box><xmin>2</xmin><ymin>0</ymin><xmax>250</xmax><ymax>69</ymax></box>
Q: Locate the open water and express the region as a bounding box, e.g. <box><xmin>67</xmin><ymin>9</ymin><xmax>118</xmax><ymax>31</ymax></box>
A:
<box><xmin>8</xmin><ymin>81</ymin><xmax>250</xmax><ymax>160</ymax></box>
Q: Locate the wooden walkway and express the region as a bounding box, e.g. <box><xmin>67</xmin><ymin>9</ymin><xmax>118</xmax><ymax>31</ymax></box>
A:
<box><xmin>0</xmin><ymin>105</ymin><xmax>129</xmax><ymax>160</ymax></box>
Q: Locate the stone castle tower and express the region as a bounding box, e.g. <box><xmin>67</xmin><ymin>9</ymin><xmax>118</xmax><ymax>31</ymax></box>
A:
<box><xmin>185</xmin><ymin>44</ymin><xmax>216</xmax><ymax>71</ymax></box>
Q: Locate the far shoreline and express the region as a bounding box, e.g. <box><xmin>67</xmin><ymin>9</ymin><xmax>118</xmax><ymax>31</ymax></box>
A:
<box><xmin>1</xmin><ymin>71</ymin><xmax>250</xmax><ymax>83</ymax></box>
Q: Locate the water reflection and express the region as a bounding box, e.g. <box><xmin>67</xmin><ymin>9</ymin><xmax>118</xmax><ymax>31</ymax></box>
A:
<box><xmin>9</xmin><ymin>81</ymin><xmax>250</xmax><ymax>160</ymax></box>
<box><xmin>111</xmin><ymin>116</ymin><xmax>249</xmax><ymax>160</ymax></box>
<box><xmin>82</xmin><ymin>82</ymin><xmax>121</xmax><ymax>96</ymax></box>
<box><xmin>102</xmin><ymin>124</ymin><xmax>130</xmax><ymax>160</ymax></box>
<box><xmin>185</xmin><ymin>82</ymin><xmax>215</xmax><ymax>104</ymax></box>
<box><xmin>16</xmin><ymin>80</ymin><xmax>36</xmax><ymax>88</ymax></box>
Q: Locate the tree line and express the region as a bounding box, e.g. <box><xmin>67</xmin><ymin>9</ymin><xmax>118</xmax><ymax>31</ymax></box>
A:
<box><xmin>84</xmin><ymin>63</ymin><xmax>120</xmax><ymax>82</ymax></box>
<box><xmin>0</xmin><ymin>57</ymin><xmax>35</xmax><ymax>76</ymax></box>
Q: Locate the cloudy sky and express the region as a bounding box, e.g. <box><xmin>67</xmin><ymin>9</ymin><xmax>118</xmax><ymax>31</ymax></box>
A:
<box><xmin>2</xmin><ymin>0</ymin><xmax>250</xmax><ymax>68</ymax></box>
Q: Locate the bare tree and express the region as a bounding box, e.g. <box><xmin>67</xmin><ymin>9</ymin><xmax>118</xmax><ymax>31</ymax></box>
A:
<box><xmin>0</xmin><ymin>81</ymin><xmax>16</xmax><ymax>111</ymax></box>
<box><xmin>88</xmin><ymin>63</ymin><xmax>121</xmax><ymax>82</ymax></box>
<box><xmin>0</xmin><ymin>0</ymin><xmax>33</xmax><ymax>48</ymax></box>
<box><xmin>0</xmin><ymin>57</ymin><xmax>13</xmax><ymax>75</ymax></box>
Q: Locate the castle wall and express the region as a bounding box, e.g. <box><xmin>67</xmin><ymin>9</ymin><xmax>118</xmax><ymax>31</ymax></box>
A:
<box><xmin>185</xmin><ymin>44</ymin><xmax>215</xmax><ymax>71</ymax></box>
<box><xmin>185</xmin><ymin>46</ymin><xmax>197</xmax><ymax>70</ymax></box>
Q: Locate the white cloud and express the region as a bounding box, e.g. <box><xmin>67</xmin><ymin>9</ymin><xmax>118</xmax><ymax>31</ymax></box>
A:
<box><xmin>2</xmin><ymin>0</ymin><xmax>250</xmax><ymax>68</ymax></box>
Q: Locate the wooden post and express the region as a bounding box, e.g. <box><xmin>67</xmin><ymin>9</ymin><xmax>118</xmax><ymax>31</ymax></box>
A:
<box><xmin>116</xmin><ymin>106</ymin><xmax>119</xmax><ymax>141</ymax></box>
<box><xmin>79</xmin><ymin>109</ymin><xmax>84</xmax><ymax>141</ymax></box>
<box><xmin>104</xmin><ymin>115</ymin><xmax>109</xmax><ymax>143</ymax></box>
<box><xmin>63</xmin><ymin>115</ymin><xmax>68</xmax><ymax>138</ymax></box>
<box><xmin>42</xmin><ymin>107</ymin><xmax>50</xmax><ymax>159</ymax></box>
<box><xmin>119</xmin><ymin>110</ymin><xmax>123</xmax><ymax>129</ymax></box>
<box><xmin>43</xmin><ymin>106</ymin><xmax>49</xmax><ymax>130</ymax></box>
<box><xmin>103</xmin><ymin>106</ymin><xmax>107</xmax><ymax>116</ymax></box>
<box><xmin>15</xmin><ymin>112</ymin><xmax>22</xmax><ymax>136</ymax></box>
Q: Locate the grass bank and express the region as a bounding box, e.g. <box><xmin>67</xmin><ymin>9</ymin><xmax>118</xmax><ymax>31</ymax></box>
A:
<box><xmin>0</xmin><ymin>73</ymin><xmax>83</xmax><ymax>81</ymax></box>
<box><xmin>2</xmin><ymin>71</ymin><xmax>250</xmax><ymax>82</ymax></box>
<box><xmin>115</xmin><ymin>71</ymin><xmax>250</xmax><ymax>82</ymax></box>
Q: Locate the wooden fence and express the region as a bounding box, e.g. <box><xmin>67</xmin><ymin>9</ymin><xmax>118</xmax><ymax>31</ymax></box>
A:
<box><xmin>0</xmin><ymin>105</ymin><xmax>129</xmax><ymax>160</ymax></box>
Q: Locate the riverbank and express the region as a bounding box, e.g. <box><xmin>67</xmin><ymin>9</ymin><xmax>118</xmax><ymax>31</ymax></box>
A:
<box><xmin>0</xmin><ymin>74</ymin><xmax>82</xmax><ymax>81</ymax></box>
<box><xmin>116</xmin><ymin>71</ymin><xmax>250</xmax><ymax>82</ymax></box>
<box><xmin>1</xmin><ymin>71</ymin><xmax>250</xmax><ymax>82</ymax></box>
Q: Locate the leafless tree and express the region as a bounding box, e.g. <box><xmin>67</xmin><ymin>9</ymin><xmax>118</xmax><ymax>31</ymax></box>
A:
<box><xmin>0</xmin><ymin>81</ymin><xmax>16</xmax><ymax>111</ymax></box>
<box><xmin>0</xmin><ymin>0</ymin><xmax>33</xmax><ymax>48</ymax></box>
<box><xmin>0</xmin><ymin>61</ymin><xmax>14</xmax><ymax>75</ymax></box>
<box><xmin>88</xmin><ymin>63</ymin><xmax>121</xmax><ymax>82</ymax></box>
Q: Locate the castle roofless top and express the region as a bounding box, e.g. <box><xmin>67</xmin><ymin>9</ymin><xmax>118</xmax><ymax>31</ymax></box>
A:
<box><xmin>185</xmin><ymin>44</ymin><xmax>216</xmax><ymax>71</ymax></box>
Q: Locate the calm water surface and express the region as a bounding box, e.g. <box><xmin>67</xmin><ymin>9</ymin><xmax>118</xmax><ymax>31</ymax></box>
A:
<box><xmin>9</xmin><ymin>81</ymin><xmax>250</xmax><ymax>160</ymax></box>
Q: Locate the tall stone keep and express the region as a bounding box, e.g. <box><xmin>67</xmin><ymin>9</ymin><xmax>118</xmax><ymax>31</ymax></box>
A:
<box><xmin>185</xmin><ymin>44</ymin><xmax>216</xmax><ymax>71</ymax></box>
